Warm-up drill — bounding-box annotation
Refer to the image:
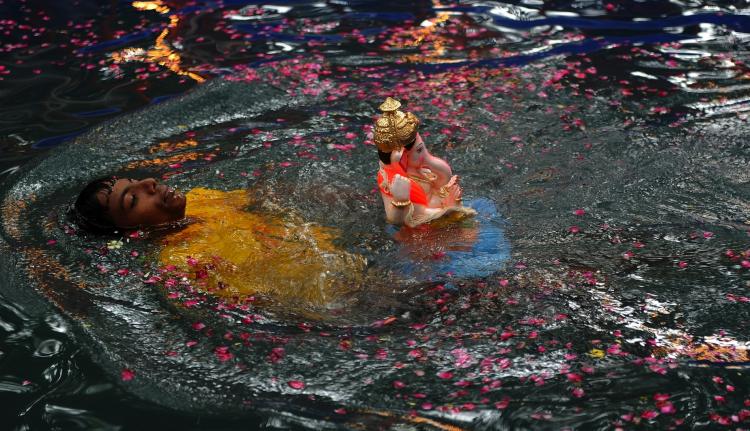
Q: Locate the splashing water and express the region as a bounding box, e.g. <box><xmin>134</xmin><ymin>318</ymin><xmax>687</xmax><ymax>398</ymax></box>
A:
<box><xmin>2</xmin><ymin>1</ymin><xmax>750</xmax><ymax>429</ymax></box>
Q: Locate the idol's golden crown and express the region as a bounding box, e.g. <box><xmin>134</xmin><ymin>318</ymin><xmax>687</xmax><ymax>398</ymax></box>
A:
<box><xmin>373</xmin><ymin>97</ymin><xmax>420</xmax><ymax>153</ymax></box>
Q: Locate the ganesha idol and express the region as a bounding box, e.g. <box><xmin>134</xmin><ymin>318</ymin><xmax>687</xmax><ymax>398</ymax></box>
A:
<box><xmin>374</xmin><ymin>97</ymin><xmax>476</xmax><ymax>227</ymax></box>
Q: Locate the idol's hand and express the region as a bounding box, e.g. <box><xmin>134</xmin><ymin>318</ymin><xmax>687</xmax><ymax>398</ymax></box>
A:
<box><xmin>442</xmin><ymin>176</ymin><xmax>462</xmax><ymax>207</ymax></box>
<box><xmin>444</xmin><ymin>175</ymin><xmax>458</xmax><ymax>190</ymax></box>
<box><xmin>391</xmin><ymin>174</ymin><xmax>411</xmax><ymax>202</ymax></box>
<box><xmin>419</xmin><ymin>167</ymin><xmax>438</xmax><ymax>182</ymax></box>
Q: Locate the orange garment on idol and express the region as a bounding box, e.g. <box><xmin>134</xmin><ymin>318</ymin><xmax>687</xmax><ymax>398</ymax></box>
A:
<box><xmin>377</xmin><ymin>162</ymin><xmax>428</xmax><ymax>205</ymax></box>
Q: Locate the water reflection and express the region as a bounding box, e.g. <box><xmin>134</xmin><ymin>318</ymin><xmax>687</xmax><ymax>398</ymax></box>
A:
<box><xmin>110</xmin><ymin>1</ymin><xmax>206</xmax><ymax>83</ymax></box>
<box><xmin>391</xmin><ymin>198</ymin><xmax>510</xmax><ymax>280</ymax></box>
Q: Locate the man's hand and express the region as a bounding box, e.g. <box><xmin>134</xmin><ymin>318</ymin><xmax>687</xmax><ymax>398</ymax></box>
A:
<box><xmin>391</xmin><ymin>174</ymin><xmax>411</xmax><ymax>202</ymax></box>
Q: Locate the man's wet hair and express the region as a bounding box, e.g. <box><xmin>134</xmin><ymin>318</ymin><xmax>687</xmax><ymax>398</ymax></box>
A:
<box><xmin>71</xmin><ymin>176</ymin><xmax>118</xmax><ymax>234</ymax></box>
<box><xmin>377</xmin><ymin>139</ymin><xmax>415</xmax><ymax>164</ymax></box>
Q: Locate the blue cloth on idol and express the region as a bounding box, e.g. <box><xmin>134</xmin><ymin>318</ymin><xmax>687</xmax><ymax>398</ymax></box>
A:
<box><xmin>386</xmin><ymin>198</ymin><xmax>511</xmax><ymax>281</ymax></box>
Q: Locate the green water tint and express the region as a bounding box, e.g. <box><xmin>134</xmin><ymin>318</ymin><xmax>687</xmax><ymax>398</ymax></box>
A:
<box><xmin>2</xmin><ymin>58</ymin><xmax>750</xmax><ymax>429</ymax></box>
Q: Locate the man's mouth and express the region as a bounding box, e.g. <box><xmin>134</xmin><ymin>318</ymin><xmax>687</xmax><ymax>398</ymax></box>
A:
<box><xmin>161</xmin><ymin>185</ymin><xmax>184</xmax><ymax>206</ymax></box>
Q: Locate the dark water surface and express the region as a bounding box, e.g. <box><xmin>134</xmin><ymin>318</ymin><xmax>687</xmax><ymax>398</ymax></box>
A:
<box><xmin>3</xmin><ymin>0</ymin><xmax>750</xmax><ymax>429</ymax></box>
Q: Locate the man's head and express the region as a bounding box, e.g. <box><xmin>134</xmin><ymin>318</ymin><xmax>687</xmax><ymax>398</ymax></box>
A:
<box><xmin>73</xmin><ymin>177</ymin><xmax>186</xmax><ymax>233</ymax></box>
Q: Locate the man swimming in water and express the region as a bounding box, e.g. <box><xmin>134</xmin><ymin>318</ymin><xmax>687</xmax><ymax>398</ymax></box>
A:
<box><xmin>73</xmin><ymin>176</ymin><xmax>186</xmax><ymax>232</ymax></box>
<box><xmin>72</xmin><ymin>178</ymin><xmax>367</xmax><ymax>310</ymax></box>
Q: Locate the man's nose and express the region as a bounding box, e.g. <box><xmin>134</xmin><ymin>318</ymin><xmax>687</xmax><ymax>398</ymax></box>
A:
<box><xmin>140</xmin><ymin>178</ymin><xmax>158</xmax><ymax>194</ymax></box>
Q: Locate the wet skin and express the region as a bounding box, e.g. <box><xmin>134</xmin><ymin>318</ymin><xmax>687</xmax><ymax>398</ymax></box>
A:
<box><xmin>97</xmin><ymin>178</ymin><xmax>186</xmax><ymax>229</ymax></box>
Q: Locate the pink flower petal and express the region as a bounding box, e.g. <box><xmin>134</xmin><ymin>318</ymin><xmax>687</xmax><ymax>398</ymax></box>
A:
<box><xmin>288</xmin><ymin>380</ymin><xmax>305</xmax><ymax>390</ymax></box>
<box><xmin>566</xmin><ymin>373</ymin><xmax>582</xmax><ymax>383</ymax></box>
<box><xmin>121</xmin><ymin>368</ymin><xmax>135</xmax><ymax>381</ymax></box>
<box><xmin>660</xmin><ymin>402</ymin><xmax>676</xmax><ymax>414</ymax></box>
<box><xmin>268</xmin><ymin>347</ymin><xmax>285</xmax><ymax>363</ymax></box>
<box><xmin>437</xmin><ymin>371</ymin><xmax>453</xmax><ymax>379</ymax></box>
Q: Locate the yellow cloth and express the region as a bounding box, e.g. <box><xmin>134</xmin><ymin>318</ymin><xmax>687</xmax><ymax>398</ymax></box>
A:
<box><xmin>159</xmin><ymin>188</ymin><xmax>365</xmax><ymax>308</ymax></box>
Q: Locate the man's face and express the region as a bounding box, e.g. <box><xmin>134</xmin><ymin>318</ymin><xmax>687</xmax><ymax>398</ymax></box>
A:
<box><xmin>97</xmin><ymin>178</ymin><xmax>186</xmax><ymax>229</ymax></box>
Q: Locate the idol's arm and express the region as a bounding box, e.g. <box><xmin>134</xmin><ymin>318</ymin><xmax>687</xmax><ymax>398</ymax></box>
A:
<box><xmin>382</xmin><ymin>174</ymin><xmax>413</xmax><ymax>225</ymax></box>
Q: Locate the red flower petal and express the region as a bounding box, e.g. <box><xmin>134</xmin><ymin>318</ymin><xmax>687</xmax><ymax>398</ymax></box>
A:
<box><xmin>288</xmin><ymin>380</ymin><xmax>305</xmax><ymax>390</ymax></box>
<box><xmin>437</xmin><ymin>371</ymin><xmax>454</xmax><ymax>379</ymax></box>
<box><xmin>121</xmin><ymin>368</ymin><xmax>135</xmax><ymax>381</ymax></box>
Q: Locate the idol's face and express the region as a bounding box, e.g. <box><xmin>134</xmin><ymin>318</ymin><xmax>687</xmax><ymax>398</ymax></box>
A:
<box><xmin>402</xmin><ymin>132</ymin><xmax>453</xmax><ymax>181</ymax></box>
<box><xmin>98</xmin><ymin>178</ymin><xmax>186</xmax><ymax>229</ymax></box>
<box><xmin>405</xmin><ymin>132</ymin><xmax>428</xmax><ymax>167</ymax></box>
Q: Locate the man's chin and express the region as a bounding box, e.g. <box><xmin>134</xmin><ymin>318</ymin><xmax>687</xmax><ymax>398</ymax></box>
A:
<box><xmin>173</xmin><ymin>197</ymin><xmax>187</xmax><ymax>218</ymax></box>
<box><xmin>174</xmin><ymin>208</ymin><xmax>186</xmax><ymax>221</ymax></box>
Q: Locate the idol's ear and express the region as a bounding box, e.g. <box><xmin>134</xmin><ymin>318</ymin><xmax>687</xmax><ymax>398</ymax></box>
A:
<box><xmin>390</xmin><ymin>147</ymin><xmax>404</xmax><ymax>165</ymax></box>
